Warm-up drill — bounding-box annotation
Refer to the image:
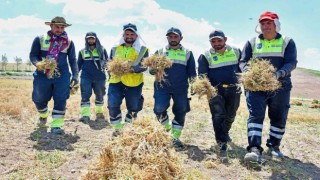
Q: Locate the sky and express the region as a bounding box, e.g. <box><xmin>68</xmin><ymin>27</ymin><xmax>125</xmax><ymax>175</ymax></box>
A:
<box><xmin>0</xmin><ymin>0</ymin><xmax>319</xmax><ymax>70</ymax></box>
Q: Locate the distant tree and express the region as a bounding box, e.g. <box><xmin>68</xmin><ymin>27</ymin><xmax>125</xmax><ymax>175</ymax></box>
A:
<box><xmin>1</xmin><ymin>54</ymin><xmax>8</xmax><ymax>71</ymax></box>
<box><xmin>26</xmin><ymin>59</ymin><xmax>32</xmax><ymax>71</ymax></box>
<box><xmin>14</xmin><ymin>56</ymin><xmax>22</xmax><ymax>72</ymax></box>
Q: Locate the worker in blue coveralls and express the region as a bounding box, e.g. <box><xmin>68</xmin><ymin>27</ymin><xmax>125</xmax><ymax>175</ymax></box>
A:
<box><xmin>29</xmin><ymin>16</ymin><xmax>79</xmax><ymax>134</ymax></box>
<box><xmin>240</xmin><ymin>11</ymin><xmax>297</xmax><ymax>163</ymax></box>
<box><xmin>107</xmin><ymin>23</ymin><xmax>149</xmax><ymax>136</ymax></box>
<box><xmin>78</xmin><ymin>32</ymin><xmax>108</xmax><ymax>124</ymax></box>
<box><xmin>198</xmin><ymin>30</ymin><xmax>241</xmax><ymax>157</ymax></box>
<box><xmin>151</xmin><ymin>27</ymin><xmax>196</xmax><ymax>147</ymax></box>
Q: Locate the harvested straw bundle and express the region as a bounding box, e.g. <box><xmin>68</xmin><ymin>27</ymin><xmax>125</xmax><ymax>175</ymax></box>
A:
<box><xmin>142</xmin><ymin>54</ymin><xmax>173</xmax><ymax>82</ymax></box>
<box><xmin>107</xmin><ymin>57</ymin><xmax>132</xmax><ymax>78</ymax></box>
<box><xmin>70</xmin><ymin>84</ymin><xmax>79</xmax><ymax>95</ymax></box>
<box><xmin>37</xmin><ymin>57</ymin><xmax>60</xmax><ymax>79</ymax></box>
<box><xmin>239</xmin><ymin>58</ymin><xmax>281</xmax><ymax>91</ymax></box>
<box><xmin>83</xmin><ymin>118</ymin><xmax>184</xmax><ymax>180</ymax></box>
<box><xmin>191</xmin><ymin>76</ymin><xmax>217</xmax><ymax>100</ymax></box>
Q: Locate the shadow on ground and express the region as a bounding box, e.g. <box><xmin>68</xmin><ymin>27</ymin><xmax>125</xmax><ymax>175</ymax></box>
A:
<box><xmin>29</xmin><ymin>127</ymin><xmax>80</xmax><ymax>151</ymax></box>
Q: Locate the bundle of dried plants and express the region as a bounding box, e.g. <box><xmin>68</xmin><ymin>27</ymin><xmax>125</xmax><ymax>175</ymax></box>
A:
<box><xmin>191</xmin><ymin>75</ymin><xmax>217</xmax><ymax>100</ymax></box>
<box><xmin>238</xmin><ymin>58</ymin><xmax>281</xmax><ymax>91</ymax></box>
<box><xmin>107</xmin><ymin>57</ymin><xmax>132</xmax><ymax>78</ymax></box>
<box><xmin>37</xmin><ymin>57</ymin><xmax>60</xmax><ymax>79</ymax></box>
<box><xmin>70</xmin><ymin>84</ymin><xmax>79</xmax><ymax>95</ymax></box>
<box><xmin>142</xmin><ymin>54</ymin><xmax>173</xmax><ymax>82</ymax></box>
<box><xmin>83</xmin><ymin>117</ymin><xmax>184</xmax><ymax>180</ymax></box>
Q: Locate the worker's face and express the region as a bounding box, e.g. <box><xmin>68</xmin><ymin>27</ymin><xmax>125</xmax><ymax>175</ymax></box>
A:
<box><xmin>87</xmin><ymin>37</ymin><xmax>96</xmax><ymax>46</ymax></box>
<box><xmin>167</xmin><ymin>33</ymin><xmax>182</xmax><ymax>46</ymax></box>
<box><xmin>123</xmin><ymin>30</ymin><xmax>137</xmax><ymax>44</ymax></box>
<box><xmin>50</xmin><ymin>24</ymin><xmax>66</xmax><ymax>36</ymax></box>
<box><xmin>210</xmin><ymin>37</ymin><xmax>226</xmax><ymax>51</ymax></box>
<box><xmin>260</xmin><ymin>19</ymin><xmax>276</xmax><ymax>35</ymax></box>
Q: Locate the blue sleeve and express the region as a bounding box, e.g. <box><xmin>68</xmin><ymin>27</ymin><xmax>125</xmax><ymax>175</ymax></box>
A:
<box><xmin>77</xmin><ymin>51</ymin><xmax>83</xmax><ymax>72</ymax></box>
<box><xmin>279</xmin><ymin>39</ymin><xmax>297</xmax><ymax>76</ymax></box>
<box><xmin>197</xmin><ymin>54</ymin><xmax>209</xmax><ymax>76</ymax></box>
<box><xmin>187</xmin><ymin>51</ymin><xmax>197</xmax><ymax>80</ymax></box>
<box><xmin>239</xmin><ymin>41</ymin><xmax>253</xmax><ymax>72</ymax></box>
<box><xmin>67</xmin><ymin>41</ymin><xmax>79</xmax><ymax>79</ymax></box>
<box><xmin>102</xmin><ymin>48</ymin><xmax>108</xmax><ymax>69</ymax></box>
<box><xmin>29</xmin><ymin>37</ymin><xmax>41</xmax><ymax>66</ymax></box>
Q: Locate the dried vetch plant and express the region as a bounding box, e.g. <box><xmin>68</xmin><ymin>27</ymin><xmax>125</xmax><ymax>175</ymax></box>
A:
<box><xmin>191</xmin><ymin>75</ymin><xmax>217</xmax><ymax>100</ymax></box>
<box><xmin>142</xmin><ymin>54</ymin><xmax>173</xmax><ymax>82</ymax></box>
<box><xmin>107</xmin><ymin>57</ymin><xmax>132</xmax><ymax>78</ymax></box>
<box><xmin>83</xmin><ymin>118</ymin><xmax>184</xmax><ymax>180</ymax></box>
<box><xmin>37</xmin><ymin>57</ymin><xmax>60</xmax><ymax>79</ymax></box>
<box><xmin>238</xmin><ymin>58</ymin><xmax>281</xmax><ymax>91</ymax></box>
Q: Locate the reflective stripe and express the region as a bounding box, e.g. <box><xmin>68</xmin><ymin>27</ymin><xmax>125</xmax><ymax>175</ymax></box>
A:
<box><xmin>52</xmin><ymin>114</ymin><xmax>64</xmax><ymax>119</ymax></box>
<box><xmin>110</xmin><ymin>113</ymin><xmax>121</xmax><ymax>120</ymax></box>
<box><xmin>160</xmin><ymin>46</ymin><xmax>189</xmax><ymax>66</ymax></box>
<box><xmin>248</xmin><ymin>123</ymin><xmax>263</xmax><ymax>129</ymax></box>
<box><xmin>39</xmin><ymin>111</ymin><xmax>49</xmax><ymax>118</ymax></box>
<box><xmin>125</xmin><ymin>116</ymin><xmax>132</xmax><ymax>123</ymax></box>
<box><xmin>248</xmin><ymin>130</ymin><xmax>262</xmax><ymax>137</ymax></box>
<box><xmin>204</xmin><ymin>45</ymin><xmax>239</xmax><ymax>69</ymax></box>
<box><xmin>251</xmin><ymin>36</ymin><xmax>291</xmax><ymax>58</ymax></box>
<box><xmin>159</xmin><ymin>115</ymin><xmax>169</xmax><ymax>124</ymax></box>
<box><xmin>81</xmin><ymin>102</ymin><xmax>90</xmax><ymax>107</ymax></box>
<box><xmin>270</xmin><ymin>126</ymin><xmax>285</xmax><ymax>133</ymax></box>
<box><xmin>38</xmin><ymin>107</ymin><xmax>48</xmax><ymax>113</ymax></box>
<box><xmin>172</xmin><ymin>119</ymin><xmax>179</xmax><ymax>125</ymax></box>
<box><xmin>172</xmin><ymin>124</ymin><xmax>183</xmax><ymax>130</ymax></box>
<box><xmin>132</xmin><ymin>46</ymin><xmax>147</xmax><ymax>66</ymax></box>
<box><xmin>111</xmin><ymin>119</ymin><xmax>122</xmax><ymax>124</ymax></box>
<box><xmin>95</xmin><ymin>100</ymin><xmax>104</xmax><ymax>105</ymax></box>
<box><xmin>52</xmin><ymin>109</ymin><xmax>66</xmax><ymax>114</ymax></box>
<box><xmin>269</xmin><ymin>132</ymin><xmax>283</xmax><ymax>139</ymax></box>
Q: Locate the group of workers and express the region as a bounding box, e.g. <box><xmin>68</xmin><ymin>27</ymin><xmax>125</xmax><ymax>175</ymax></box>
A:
<box><xmin>29</xmin><ymin>11</ymin><xmax>297</xmax><ymax>164</ymax></box>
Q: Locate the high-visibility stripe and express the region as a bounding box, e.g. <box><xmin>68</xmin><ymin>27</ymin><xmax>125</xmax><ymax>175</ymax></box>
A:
<box><xmin>52</xmin><ymin>114</ymin><xmax>64</xmax><ymax>119</ymax></box>
<box><xmin>38</xmin><ymin>107</ymin><xmax>48</xmax><ymax>113</ymax></box>
<box><xmin>52</xmin><ymin>109</ymin><xmax>66</xmax><ymax>114</ymax></box>
<box><xmin>95</xmin><ymin>106</ymin><xmax>103</xmax><ymax>114</ymax></box>
<box><xmin>248</xmin><ymin>123</ymin><xmax>263</xmax><ymax>129</ymax></box>
<box><xmin>248</xmin><ymin>130</ymin><xmax>262</xmax><ymax>137</ymax></box>
<box><xmin>172</xmin><ymin>124</ymin><xmax>183</xmax><ymax>130</ymax></box>
<box><xmin>269</xmin><ymin>132</ymin><xmax>283</xmax><ymax>139</ymax></box>
<box><xmin>270</xmin><ymin>126</ymin><xmax>285</xmax><ymax>133</ymax></box>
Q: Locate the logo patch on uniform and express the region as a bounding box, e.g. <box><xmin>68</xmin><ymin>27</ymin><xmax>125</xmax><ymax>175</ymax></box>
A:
<box><xmin>213</xmin><ymin>56</ymin><xmax>218</xmax><ymax>61</ymax></box>
<box><xmin>257</xmin><ymin>43</ymin><xmax>262</xmax><ymax>49</ymax></box>
<box><xmin>45</xmin><ymin>40</ymin><xmax>49</xmax><ymax>44</ymax></box>
<box><xmin>165</xmin><ymin>52</ymin><xmax>169</xmax><ymax>56</ymax></box>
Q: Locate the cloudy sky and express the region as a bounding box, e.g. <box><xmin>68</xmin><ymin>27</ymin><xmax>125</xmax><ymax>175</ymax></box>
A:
<box><xmin>0</xmin><ymin>0</ymin><xmax>319</xmax><ymax>70</ymax></box>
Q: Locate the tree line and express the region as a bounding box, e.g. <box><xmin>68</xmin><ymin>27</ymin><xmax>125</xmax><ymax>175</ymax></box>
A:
<box><xmin>1</xmin><ymin>54</ymin><xmax>33</xmax><ymax>71</ymax></box>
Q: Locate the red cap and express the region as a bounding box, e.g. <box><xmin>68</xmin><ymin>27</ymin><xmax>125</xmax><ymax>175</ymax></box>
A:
<box><xmin>259</xmin><ymin>11</ymin><xmax>279</xmax><ymax>22</ymax></box>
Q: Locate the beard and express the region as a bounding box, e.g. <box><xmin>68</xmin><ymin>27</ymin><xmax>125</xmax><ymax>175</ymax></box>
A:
<box><xmin>88</xmin><ymin>42</ymin><xmax>95</xmax><ymax>46</ymax></box>
<box><xmin>124</xmin><ymin>38</ymin><xmax>136</xmax><ymax>44</ymax></box>
<box><xmin>214</xmin><ymin>44</ymin><xmax>225</xmax><ymax>51</ymax></box>
<box><xmin>169</xmin><ymin>41</ymin><xmax>179</xmax><ymax>46</ymax></box>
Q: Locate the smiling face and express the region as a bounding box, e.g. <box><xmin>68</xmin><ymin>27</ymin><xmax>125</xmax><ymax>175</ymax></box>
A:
<box><xmin>123</xmin><ymin>30</ymin><xmax>137</xmax><ymax>45</ymax></box>
<box><xmin>50</xmin><ymin>24</ymin><xmax>66</xmax><ymax>36</ymax></box>
<box><xmin>210</xmin><ymin>37</ymin><xmax>227</xmax><ymax>51</ymax></box>
<box><xmin>260</xmin><ymin>19</ymin><xmax>277</xmax><ymax>36</ymax></box>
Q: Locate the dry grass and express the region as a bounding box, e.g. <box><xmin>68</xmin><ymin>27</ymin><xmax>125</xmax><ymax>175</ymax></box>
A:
<box><xmin>37</xmin><ymin>58</ymin><xmax>60</xmax><ymax>79</ymax></box>
<box><xmin>142</xmin><ymin>54</ymin><xmax>173</xmax><ymax>82</ymax></box>
<box><xmin>106</xmin><ymin>57</ymin><xmax>132</xmax><ymax>78</ymax></box>
<box><xmin>191</xmin><ymin>76</ymin><xmax>217</xmax><ymax>100</ymax></box>
<box><xmin>238</xmin><ymin>58</ymin><xmax>281</xmax><ymax>91</ymax></box>
<box><xmin>83</xmin><ymin>117</ymin><xmax>184</xmax><ymax>180</ymax></box>
<box><xmin>291</xmin><ymin>99</ymin><xmax>303</xmax><ymax>106</ymax></box>
<box><xmin>70</xmin><ymin>84</ymin><xmax>80</xmax><ymax>95</ymax></box>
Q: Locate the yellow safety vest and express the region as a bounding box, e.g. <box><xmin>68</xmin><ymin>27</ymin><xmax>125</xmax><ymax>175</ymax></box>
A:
<box><xmin>109</xmin><ymin>45</ymin><xmax>147</xmax><ymax>87</ymax></box>
<box><xmin>250</xmin><ymin>36</ymin><xmax>291</xmax><ymax>58</ymax></box>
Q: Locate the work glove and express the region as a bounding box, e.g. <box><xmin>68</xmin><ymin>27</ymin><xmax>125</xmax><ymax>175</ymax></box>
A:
<box><xmin>70</xmin><ymin>78</ymin><xmax>79</xmax><ymax>87</ymax></box>
<box><xmin>149</xmin><ymin>69</ymin><xmax>157</xmax><ymax>75</ymax></box>
<box><xmin>274</xmin><ymin>71</ymin><xmax>283</xmax><ymax>80</ymax></box>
